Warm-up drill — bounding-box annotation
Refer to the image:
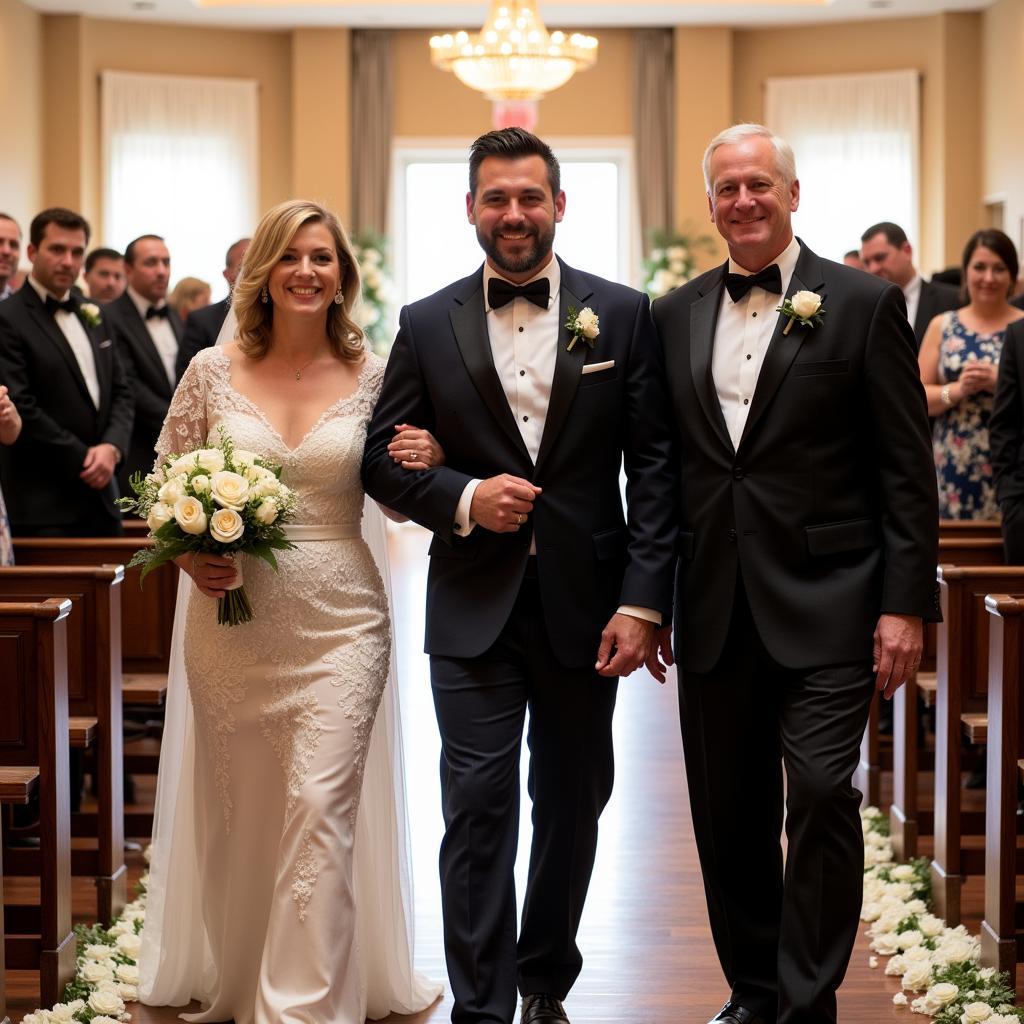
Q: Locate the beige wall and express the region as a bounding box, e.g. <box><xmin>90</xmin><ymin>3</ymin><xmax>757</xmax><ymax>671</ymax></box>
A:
<box><xmin>982</xmin><ymin>0</ymin><xmax>1024</xmax><ymax>263</ymax></box>
<box><xmin>0</xmin><ymin>0</ymin><xmax>42</xmax><ymax>233</ymax></box>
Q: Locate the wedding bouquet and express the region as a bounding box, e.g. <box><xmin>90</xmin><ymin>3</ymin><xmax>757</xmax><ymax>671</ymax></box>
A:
<box><xmin>117</xmin><ymin>430</ymin><xmax>298</xmax><ymax>625</ymax></box>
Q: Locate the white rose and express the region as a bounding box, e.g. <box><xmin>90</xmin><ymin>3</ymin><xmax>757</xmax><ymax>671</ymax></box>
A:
<box><xmin>254</xmin><ymin>498</ymin><xmax>279</xmax><ymax>525</ymax></box>
<box><xmin>901</xmin><ymin>961</ymin><xmax>932</xmax><ymax>991</ymax></box>
<box><xmin>961</xmin><ymin>1002</ymin><xmax>993</xmax><ymax>1022</ymax></box>
<box><xmin>861</xmin><ymin>902</ymin><xmax>882</xmax><ymax>922</ymax></box>
<box><xmin>48</xmin><ymin>1003</ymin><xmax>79</xmax><ymax>1021</ymax></box>
<box><xmin>115</xmin><ymin>962</ymin><xmax>140</xmax><ymax>983</ymax></box>
<box><xmin>209</xmin><ymin>470</ymin><xmax>251</xmax><ymax>510</ymax></box>
<box><xmin>117</xmin><ymin>982</ymin><xmax>139</xmax><ymax>1001</ymax></box>
<box><xmin>652</xmin><ymin>269</ymin><xmax>675</xmax><ymax>294</ymax></box>
<box><xmin>232</xmin><ymin>450</ymin><xmax>257</xmax><ymax>468</ymax></box>
<box><xmin>904</xmin><ymin>944</ymin><xmax>932</xmax><ymax>962</ymax></box>
<box><xmin>871</xmin><ymin>932</ymin><xmax>901</xmax><ymax>955</ymax></box>
<box><xmin>90</xmin><ymin>1018</ymin><xmax>123</xmax><ymax>1024</ymax></box>
<box><xmin>88</xmin><ymin>987</ymin><xmax>125</xmax><ymax>1016</ymax></box>
<box><xmin>928</xmin><ymin>982</ymin><xmax>960</xmax><ymax>1006</ymax></box>
<box><xmin>935</xmin><ymin>934</ymin><xmax>977</xmax><ymax>965</ymax></box>
<box><xmin>80</xmin><ymin>959</ymin><xmax>115</xmax><ymax>983</ymax></box>
<box><xmin>146</xmin><ymin>501</ymin><xmax>173</xmax><ymax>532</ymax></box>
<box><xmin>790</xmin><ymin>290</ymin><xmax>822</xmax><ymax>319</ymax></box>
<box><xmin>891</xmin><ymin>864</ymin><xmax>916</xmax><ymax>881</ymax></box>
<box><xmin>904</xmin><ymin>899</ymin><xmax>927</xmax><ymax>915</ymax></box>
<box><xmin>174</xmin><ymin>496</ymin><xmax>208</xmax><ymax>535</ymax></box>
<box><xmin>209</xmin><ymin>508</ymin><xmax>245</xmax><ymax>544</ymax></box>
<box><xmin>114</xmin><ymin>929</ymin><xmax>142</xmax><ymax>956</ymax></box>
<box><xmin>893</xmin><ymin>992</ymin><xmax>908</xmax><ymax>1006</ymax></box>
<box><xmin>106</xmin><ymin>919</ymin><xmax>132</xmax><ymax>937</ymax></box>
<box><xmin>885</xmin><ymin>955</ymin><xmax>907</xmax><ymax>976</ymax></box>
<box><xmin>897</xmin><ymin>930</ymin><xmax>923</xmax><ymax>950</ymax></box>
<box><xmin>157</xmin><ymin>477</ymin><xmax>186</xmax><ymax>505</ymax></box>
<box><xmin>667</xmin><ymin>245</ymin><xmax>686</xmax><ymax>260</ymax></box>
<box><xmin>576</xmin><ymin>307</ymin><xmax>599</xmax><ymax>340</ymax></box>
<box><xmin>21</xmin><ymin>1015</ymin><xmax>45</xmax><ymax>1024</ymax></box>
<box><xmin>668</xmin><ymin>258</ymin><xmax>685</xmax><ymax>275</ymax></box>
<box><xmin>85</xmin><ymin>943</ymin><xmax>116</xmax><ymax>961</ymax></box>
<box><xmin>191</xmin><ymin>473</ymin><xmax>210</xmax><ymax>493</ymax></box>
<box><xmin>919</xmin><ymin>914</ymin><xmax>944</xmax><ymax>937</ymax></box>
<box><xmin>194</xmin><ymin>448</ymin><xmax>226</xmax><ymax>473</ymax></box>
<box><xmin>168</xmin><ymin>453</ymin><xmax>198</xmax><ymax>477</ymax></box>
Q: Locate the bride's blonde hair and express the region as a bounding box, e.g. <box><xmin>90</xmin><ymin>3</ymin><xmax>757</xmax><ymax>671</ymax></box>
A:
<box><xmin>233</xmin><ymin>199</ymin><xmax>364</xmax><ymax>362</ymax></box>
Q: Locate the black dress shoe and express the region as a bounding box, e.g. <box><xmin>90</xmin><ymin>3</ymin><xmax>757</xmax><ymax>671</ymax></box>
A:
<box><xmin>521</xmin><ymin>993</ymin><xmax>570</xmax><ymax>1024</ymax></box>
<box><xmin>709</xmin><ymin>1002</ymin><xmax>765</xmax><ymax>1024</ymax></box>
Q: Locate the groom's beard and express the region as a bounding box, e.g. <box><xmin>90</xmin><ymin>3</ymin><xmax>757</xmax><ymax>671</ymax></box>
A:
<box><xmin>477</xmin><ymin>222</ymin><xmax>555</xmax><ymax>277</ymax></box>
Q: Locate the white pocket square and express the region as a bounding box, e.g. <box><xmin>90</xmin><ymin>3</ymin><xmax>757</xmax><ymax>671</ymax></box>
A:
<box><xmin>581</xmin><ymin>359</ymin><xmax>615</xmax><ymax>375</ymax></box>
<box><xmin>98</xmin><ymin>339</ymin><xmax>112</xmax><ymax>349</ymax></box>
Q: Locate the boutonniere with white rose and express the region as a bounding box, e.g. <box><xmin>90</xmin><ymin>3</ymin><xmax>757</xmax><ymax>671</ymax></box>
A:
<box><xmin>79</xmin><ymin>302</ymin><xmax>103</xmax><ymax>328</ymax></box>
<box><xmin>776</xmin><ymin>290</ymin><xmax>825</xmax><ymax>336</ymax></box>
<box><xmin>565</xmin><ymin>306</ymin><xmax>599</xmax><ymax>352</ymax></box>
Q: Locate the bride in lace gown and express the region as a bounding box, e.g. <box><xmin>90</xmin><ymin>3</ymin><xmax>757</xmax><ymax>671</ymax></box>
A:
<box><xmin>138</xmin><ymin>200</ymin><xmax>442</xmax><ymax>1024</ymax></box>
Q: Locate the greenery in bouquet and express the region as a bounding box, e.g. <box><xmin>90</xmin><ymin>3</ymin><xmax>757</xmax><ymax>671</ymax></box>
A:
<box><xmin>642</xmin><ymin>227</ymin><xmax>715</xmax><ymax>299</ymax></box>
<box><xmin>117</xmin><ymin>429</ymin><xmax>298</xmax><ymax>626</ymax></box>
<box><xmin>350</xmin><ymin>230</ymin><xmax>394</xmax><ymax>356</ymax></box>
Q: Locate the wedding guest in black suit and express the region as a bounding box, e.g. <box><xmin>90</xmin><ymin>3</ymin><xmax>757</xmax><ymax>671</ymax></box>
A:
<box><xmin>0</xmin><ymin>207</ymin><xmax>132</xmax><ymax>536</ymax></box>
<box><xmin>652</xmin><ymin>125</ymin><xmax>939</xmax><ymax>1024</ymax></box>
<box><xmin>105</xmin><ymin>234</ymin><xmax>183</xmax><ymax>489</ymax></box>
<box><xmin>175</xmin><ymin>236</ymin><xmax>250</xmax><ymax>378</ymax></box>
<box><xmin>987</xmin><ymin>315</ymin><xmax>1024</xmax><ymax>561</ymax></box>
<box><xmin>84</xmin><ymin>246</ymin><xmax>126</xmax><ymax>303</ymax></box>
<box><xmin>364</xmin><ymin>128</ymin><xmax>677</xmax><ymax>1024</ymax></box>
<box><xmin>860</xmin><ymin>221</ymin><xmax>961</xmax><ymax>347</ymax></box>
<box><xmin>0</xmin><ymin>213</ymin><xmax>21</xmax><ymax>301</ymax></box>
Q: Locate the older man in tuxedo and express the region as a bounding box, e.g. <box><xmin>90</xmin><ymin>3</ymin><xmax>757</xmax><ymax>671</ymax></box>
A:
<box><xmin>175</xmin><ymin>236</ymin><xmax>250</xmax><ymax>378</ymax></box>
<box><xmin>364</xmin><ymin>128</ymin><xmax>677</xmax><ymax>1024</ymax></box>
<box><xmin>105</xmin><ymin>234</ymin><xmax>183</xmax><ymax>489</ymax></box>
<box><xmin>651</xmin><ymin>125</ymin><xmax>939</xmax><ymax>1024</ymax></box>
<box><xmin>860</xmin><ymin>221</ymin><xmax>961</xmax><ymax>346</ymax></box>
<box><xmin>0</xmin><ymin>207</ymin><xmax>132</xmax><ymax>536</ymax></box>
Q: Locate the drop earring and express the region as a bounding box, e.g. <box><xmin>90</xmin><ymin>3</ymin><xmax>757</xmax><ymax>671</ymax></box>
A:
<box><xmin>333</xmin><ymin>288</ymin><xmax>344</xmax><ymax>305</ymax></box>
<box><xmin>260</xmin><ymin>286</ymin><xmax>269</xmax><ymax>304</ymax></box>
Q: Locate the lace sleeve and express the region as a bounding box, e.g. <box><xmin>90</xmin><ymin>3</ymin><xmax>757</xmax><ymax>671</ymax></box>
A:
<box><xmin>154</xmin><ymin>352</ymin><xmax>211</xmax><ymax>466</ymax></box>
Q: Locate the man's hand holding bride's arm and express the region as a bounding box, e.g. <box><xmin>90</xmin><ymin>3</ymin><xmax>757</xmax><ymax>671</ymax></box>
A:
<box><xmin>175</xmin><ymin>552</ymin><xmax>238</xmax><ymax>599</ymax></box>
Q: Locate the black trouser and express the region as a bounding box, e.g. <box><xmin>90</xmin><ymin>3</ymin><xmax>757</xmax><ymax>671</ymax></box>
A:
<box><xmin>678</xmin><ymin>576</ymin><xmax>874</xmax><ymax>1024</ymax></box>
<box><xmin>1002</xmin><ymin>498</ymin><xmax>1024</xmax><ymax>565</ymax></box>
<box><xmin>430</xmin><ymin>573</ymin><xmax>617</xmax><ymax>1024</ymax></box>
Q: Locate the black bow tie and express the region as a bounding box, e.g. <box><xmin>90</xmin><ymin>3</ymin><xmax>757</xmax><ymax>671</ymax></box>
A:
<box><xmin>44</xmin><ymin>295</ymin><xmax>77</xmax><ymax>316</ymax></box>
<box><xmin>724</xmin><ymin>264</ymin><xmax>783</xmax><ymax>303</ymax></box>
<box><xmin>487</xmin><ymin>277</ymin><xmax>550</xmax><ymax>311</ymax></box>
<box><xmin>146</xmin><ymin>305</ymin><xmax>169</xmax><ymax>320</ymax></box>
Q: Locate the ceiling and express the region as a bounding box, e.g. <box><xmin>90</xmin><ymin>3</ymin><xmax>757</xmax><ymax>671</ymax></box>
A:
<box><xmin>21</xmin><ymin>0</ymin><xmax>994</xmax><ymax>30</ymax></box>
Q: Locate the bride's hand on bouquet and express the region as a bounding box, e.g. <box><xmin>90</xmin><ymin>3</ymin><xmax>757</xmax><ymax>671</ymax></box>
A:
<box><xmin>175</xmin><ymin>551</ymin><xmax>238</xmax><ymax>599</ymax></box>
<box><xmin>389</xmin><ymin>423</ymin><xmax>445</xmax><ymax>470</ymax></box>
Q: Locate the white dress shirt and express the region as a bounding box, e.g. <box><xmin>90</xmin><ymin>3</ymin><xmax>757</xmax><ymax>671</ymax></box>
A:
<box><xmin>453</xmin><ymin>256</ymin><xmax>659</xmax><ymax>626</ymax></box>
<box><xmin>128</xmin><ymin>285</ymin><xmax>177</xmax><ymax>388</ymax></box>
<box><xmin>713</xmin><ymin>236</ymin><xmax>801</xmax><ymax>451</ymax></box>
<box><xmin>902</xmin><ymin>274</ymin><xmax>922</xmax><ymax>331</ymax></box>
<box><xmin>28</xmin><ymin>275</ymin><xmax>101</xmax><ymax>408</ymax></box>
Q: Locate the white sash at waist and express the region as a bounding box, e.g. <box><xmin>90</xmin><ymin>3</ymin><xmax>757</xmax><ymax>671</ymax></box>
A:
<box><xmin>282</xmin><ymin>523</ymin><xmax>362</xmax><ymax>542</ymax></box>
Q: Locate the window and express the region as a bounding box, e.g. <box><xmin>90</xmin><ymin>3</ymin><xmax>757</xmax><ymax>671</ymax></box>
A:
<box><xmin>765</xmin><ymin>70</ymin><xmax>920</xmax><ymax>265</ymax></box>
<box><xmin>101</xmin><ymin>71</ymin><xmax>258</xmax><ymax>301</ymax></box>
<box><xmin>392</xmin><ymin>142</ymin><xmax>634</xmax><ymax>309</ymax></box>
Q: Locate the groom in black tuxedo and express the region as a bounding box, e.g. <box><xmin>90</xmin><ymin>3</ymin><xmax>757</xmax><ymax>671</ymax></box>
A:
<box><xmin>650</xmin><ymin>125</ymin><xmax>939</xmax><ymax>1024</ymax></box>
<box><xmin>363</xmin><ymin>128</ymin><xmax>677</xmax><ymax>1024</ymax></box>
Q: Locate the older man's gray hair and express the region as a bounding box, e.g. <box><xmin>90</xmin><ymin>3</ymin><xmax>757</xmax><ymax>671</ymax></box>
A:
<box><xmin>702</xmin><ymin>123</ymin><xmax>797</xmax><ymax>192</ymax></box>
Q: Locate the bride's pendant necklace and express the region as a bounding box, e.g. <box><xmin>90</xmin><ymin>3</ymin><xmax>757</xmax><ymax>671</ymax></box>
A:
<box><xmin>292</xmin><ymin>356</ymin><xmax>318</xmax><ymax>382</ymax></box>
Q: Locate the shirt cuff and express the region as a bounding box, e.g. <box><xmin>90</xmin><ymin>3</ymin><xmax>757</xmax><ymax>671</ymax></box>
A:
<box><xmin>616</xmin><ymin>604</ymin><xmax>661</xmax><ymax>626</ymax></box>
<box><xmin>453</xmin><ymin>478</ymin><xmax>482</xmax><ymax>537</ymax></box>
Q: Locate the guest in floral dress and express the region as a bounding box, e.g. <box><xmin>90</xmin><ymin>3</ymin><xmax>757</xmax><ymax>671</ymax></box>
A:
<box><xmin>0</xmin><ymin>382</ymin><xmax>21</xmax><ymax>564</ymax></box>
<box><xmin>919</xmin><ymin>229</ymin><xmax>1024</xmax><ymax>519</ymax></box>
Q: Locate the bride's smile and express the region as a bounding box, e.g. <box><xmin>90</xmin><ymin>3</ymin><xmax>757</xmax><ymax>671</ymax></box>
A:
<box><xmin>268</xmin><ymin>221</ymin><xmax>340</xmax><ymax>315</ymax></box>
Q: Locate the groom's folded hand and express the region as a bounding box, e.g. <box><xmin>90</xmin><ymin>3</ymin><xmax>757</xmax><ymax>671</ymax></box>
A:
<box><xmin>595</xmin><ymin>613</ymin><xmax>655</xmax><ymax>678</ymax></box>
<box><xmin>470</xmin><ymin>474</ymin><xmax>542</xmax><ymax>533</ymax></box>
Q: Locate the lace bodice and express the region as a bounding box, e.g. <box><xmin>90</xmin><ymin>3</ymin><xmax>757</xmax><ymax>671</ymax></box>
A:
<box><xmin>156</xmin><ymin>346</ymin><xmax>384</xmax><ymax>526</ymax></box>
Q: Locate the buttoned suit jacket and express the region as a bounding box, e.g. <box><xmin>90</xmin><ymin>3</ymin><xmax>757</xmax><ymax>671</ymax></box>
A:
<box><xmin>652</xmin><ymin>241</ymin><xmax>940</xmax><ymax>674</ymax></box>
<box><xmin>0</xmin><ymin>280</ymin><xmax>133</xmax><ymax>529</ymax></box>
<box><xmin>362</xmin><ymin>258</ymin><xmax>678</xmax><ymax>669</ymax></box>
<box><xmin>175</xmin><ymin>297</ymin><xmax>229</xmax><ymax>379</ymax></box>
<box><xmin>104</xmin><ymin>291</ymin><xmax>184</xmax><ymax>486</ymax></box>
<box><xmin>991</xmin><ymin>319</ymin><xmax>1024</xmax><ymax>505</ymax></box>
<box><xmin>913</xmin><ymin>279</ymin><xmax>961</xmax><ymax>347</ymax></box>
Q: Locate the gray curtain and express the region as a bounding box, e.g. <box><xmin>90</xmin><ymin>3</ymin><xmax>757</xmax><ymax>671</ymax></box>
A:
<box><xmin>350</xmin><ymin>30</ymin><xmax>393</xmax><ymax>237</ymax></box>
<box><xmin>633</xmin><ymin>29</ymin><xmax>675</xmax><ymax>256</ymax></box>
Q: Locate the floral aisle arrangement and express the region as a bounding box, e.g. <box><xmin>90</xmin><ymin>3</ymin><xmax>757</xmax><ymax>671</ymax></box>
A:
<box><xmin>350</xmin><ymin>230</ymin><xmax>394</xmax><ymax>356</ymax></box>
<box><xmin>117</xmin><ymin>430</ymin><xmax>297</xmax><ymax>626</ymax></box>
<box><xmin>861</xmin><ymin>807</ymin><xmax>1024</xmax><ymax>1022</ymax></box>
<box><xmin>19</xmin><ymin>850</ymin><xmax>151</xmax><ymax>1024</ymax></box>
<box><xmin>642</xmin><ymin>228</ymin><xmax>714</xmax><ymax>299</ymax></box>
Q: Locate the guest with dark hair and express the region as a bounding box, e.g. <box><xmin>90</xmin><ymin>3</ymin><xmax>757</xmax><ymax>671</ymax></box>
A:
<box><xmin>0</xmin><ymin>213</ymin><xmax>21</xmax><ymax>301</ymax></box>
<box><xmin>860</xmin><ymin>221</ymin><xmax>960</xmax><ymax>346</ymax></box>
<box><xmin>175</xmin><ymin>236</ymin><xmax>250</xmax><ymax>377</ymax></box>
<box><xmin>0</xmin><ymin>207</ymin><xmax>132</xmax><ymax>536</ymax></box>
<box><xmin>919</xmin><ymin>229</ymin><xmax>1024</xmax><ymax>519</ymax></box>
<box><xmin>842</xmin><ymin>249</ymin><xmax>862</xmax><ymax>268</ymax></box>
<box><xmin>84</xmin><ymin>246</ymin><xmax>126</xmax><ymax>303</ymax></box>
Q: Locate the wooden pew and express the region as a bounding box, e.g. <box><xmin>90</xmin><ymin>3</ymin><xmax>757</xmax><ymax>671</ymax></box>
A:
<box><xmin>980</xmin><ymin>596</ymin><xmax>1024</xmax><ymax>974</ymax></box>
<box><xmin>0</xmin><ymin>565</ymin><xmax>126</xmax><ymax>923</ymax></box>
<box><xmin>931</xmin><ymin>566</ymin><xmax>1024</xmax><ymax>923</ymax></box>
<box><xmin>0</xmin><ymin>599</ymin><xmax>76</xmax><ymax>1008</ymax></box>
<box><xmin>888</xmin><ymin>533</ymin><xmax>1007</xmax><ymax>859</ymax></box>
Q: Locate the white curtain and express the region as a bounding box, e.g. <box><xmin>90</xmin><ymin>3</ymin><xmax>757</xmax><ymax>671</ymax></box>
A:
<box><xmin>101</xmin><ymin>71</ymin><xmax>258</xmax><ymax>302</ymax></box>
<box><xmin>765</xmin><ymin>70</ymin><xmax>919</xmax><ymax>264</ymax></box>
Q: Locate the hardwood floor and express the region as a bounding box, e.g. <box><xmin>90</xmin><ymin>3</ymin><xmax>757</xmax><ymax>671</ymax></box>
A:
<box><xmin>2</xmin><ymin>524</ymin><xmax>1009</xmax><ymax>1022</ymax></box>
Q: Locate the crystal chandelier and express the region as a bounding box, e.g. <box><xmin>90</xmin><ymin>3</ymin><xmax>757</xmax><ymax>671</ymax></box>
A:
<box><xmin>429</xmin><ymin>1</ymin><xmax>598</xmax><ymax>131</ymax></box>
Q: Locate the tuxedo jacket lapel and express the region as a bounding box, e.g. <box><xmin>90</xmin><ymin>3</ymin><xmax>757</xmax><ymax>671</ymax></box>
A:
<box><xmin>534</xmin><ymin>260</ymin><xmax>592</xmax><ymax>474</ymax></box>
<box><xmin>22</xmin><ymin>287</ymin><xmax>97</xmax><ymax>413</ymax></box>
<box><xmin>449</xmin><ymin>273</ymin><xmax>531</xmax><ymax>461</ymax></box>
<box><xmin>690</xmin><ymin>265</ymin><xmax>733</xmax><ymax>453</ymax></box>
<box><xmin>738</xmin><ymin>244</ymin><xmax>826</xmax><ymax>450</ymax></box>
<box><xmin>116</xmin><ymin>294</ymin><xmax>172</xmax><ymax>397</ymax></box>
